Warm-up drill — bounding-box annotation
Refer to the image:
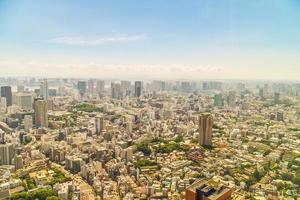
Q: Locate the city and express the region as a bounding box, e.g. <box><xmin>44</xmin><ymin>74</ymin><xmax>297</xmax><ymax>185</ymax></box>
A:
<box><xmin>1</xmin><ymin>0</ymin><xmax>300</xmax><ymax>199</ymax></box>
<box><xmin>0</xmin><ymin>78</ymin><xmax>299</xmax><ymax>199</ymax></box>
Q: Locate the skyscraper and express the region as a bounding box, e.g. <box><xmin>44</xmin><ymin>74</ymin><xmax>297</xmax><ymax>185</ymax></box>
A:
<box><xmin>40</xmin><ymin>79</ymin><xmax>49</xmax><ymax>100</ymax></box>
<box><xmin>199</xmin><ymin>113</ymin><xmax>213</xmax><ymax>147</ymax></box>
<box><xmin>16</xmin><ymin>93</ymin><xmax>33</xmax><ymax>110</ymax></box>
<box><xmin>1</xmin><ymin>86</ymin><xmax>12</xmax><ymax>107</ymax></box>
<box><xmin>274</xmin><ymin>92</ymin><xmax>280</xmax><ymax>104</ymax></box>
<box><xmin>87</xmin><ymin>79</ymin><xmax>94</xmax><ymax>95</ymax></box>
<box><xmin>96</xmin><ymin>80</ymin><xmax>105</xmax><ymax>95</ymax></box>
<box><xmin>111</xmin><ymin>82</ymin><xmax>122</xmax><ymax>99</ymax></box>
<box><xmin>34</xmin><ymin>98</ymin><xmax>48</xmax><ymax>128</ymax></box>
<box><xmin>227</xmin><ymin>91</ymin><xmax>236</xmax><ymax>108</ymax></box>
<box><xmin>0</xmin><ymin>143</ymin><xmax>15</xmax><ymax>165</ymax></box>
<box><xmin>95</xmin><ymin>115</ymin><xmax>104</xmax><ymax>135</ymax></box>
<box><xmin>214</xmin><ymin>93</ymin><xmax>223</xmax><ymax>107</ymax></box>
<box><xmin>78</xmin><ymin>81</ymin><xmax>87</xmax><ymax>97</ymax></box>
<box><xmin>134</xmin><ymin>81</ymin><xmax>142</xmax><ymax>97</ymax></box>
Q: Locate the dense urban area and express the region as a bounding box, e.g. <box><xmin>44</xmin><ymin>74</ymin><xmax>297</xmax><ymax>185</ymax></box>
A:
<box><xmin>0</xmin><ymin>78</ymin><xmax>299</xmax><ymax>200</ymax></box>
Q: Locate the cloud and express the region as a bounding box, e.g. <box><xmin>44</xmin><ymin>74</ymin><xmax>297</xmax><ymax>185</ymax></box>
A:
<box><xmin>48</xmin><ymin>34</ymin><xmax>149</xmax><ymax>46</ymax></box>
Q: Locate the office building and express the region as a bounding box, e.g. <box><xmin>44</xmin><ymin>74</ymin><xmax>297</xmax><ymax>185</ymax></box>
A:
<box><xmin>15</xmin><ymin>155</ymin><xmax>23</xmax><ymax>170</ymax></box>
<box><xmin>34</xmin><ymin>98</ymin><xmax>48</xmax><ymax>128</ymax></box>
<box><xmin>274</xmin><ymin>92</ymin><xmax>280</xmax><ymax>104</ymax></box>
<box><xmin>96</xmin><ymin>80</ymin><xmax>105</xmax><ymax>95</ymax></box>
<box><xmin>24</xmin><ymin>115</ymin><xmax>33</xmax><ymax>132</ymax></box>
<box><xmin>227</xmin><ymin>91</ymin><xmax>236</xmax><ymax>108</ymax></box>
<box><xmin>40</xmin><ymin>79</ymin><xmax>49</xmax><ymax>100</ymax></box>
<box><xmin>134</xmin><ymin>81</ymin><xmax>142</xmax><ymax>97</ymax></box>
<box><xmin>95</xmin><ymin>115</ymin><xmax>104</xmax><ymax>135</ymax></box>
<box><xmin>185</xmin><ymin>179</ymin><xmax>233</xmax><ymax>200</ymax></box>
<box><xmin>16</xmin><ymin>93</ymin><xmax>33</xmax><ymax>110</ymax></box>
<box><xmin>111</xmin><ymin>82</ymin><xmax>122</xmax><ymax>99</ymax></box>
<box><xmin>199</xmin><ymin>113</ymin><xmax>213</xmax><ymax>147</ymax></box>
<box><xmin>214</xmin><ymin>93</ymin><xmax>223</xmax><ymax>107</ymax></box>
<box><xmin>87</xmin><ymin>79</ymin><xmax>94</xmax><ymax>95</ymax></box>
<box><xmin>78</xmin><ymin>81</ymin><xmax>87</xmax><ymax>97</ymax></box>
<box><xmin>1</xmin><ymin>86</ymin><xmax>12</xmax><ymax>107</ymax></box>
<box><xmin>0</xmin><ymin>143</ymin><xmax>15</xmax><ymax>165</ymax></box>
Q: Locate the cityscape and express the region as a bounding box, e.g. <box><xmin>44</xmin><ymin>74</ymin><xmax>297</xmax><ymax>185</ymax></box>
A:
<box><xmin>1</xmin><ymin>0</ymin><xmax>300</xmax><ymax>200</ymax></box>
<box><xmin>0</xmin><ymin>79</ymin><xmax>299</xmax><ymax>200</ymax></box>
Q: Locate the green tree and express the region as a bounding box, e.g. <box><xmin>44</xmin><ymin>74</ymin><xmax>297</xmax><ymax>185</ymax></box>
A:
<box><xmin>137</xmin><ymin>143</ymin><xmax>151</xmax><ymax>156</ymax></box>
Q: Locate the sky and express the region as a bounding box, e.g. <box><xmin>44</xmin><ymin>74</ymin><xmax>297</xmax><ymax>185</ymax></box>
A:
<box><xmin>0</xmin><ymin>0</ymin><xmax>300</xmax><ymax>80</ymax></box>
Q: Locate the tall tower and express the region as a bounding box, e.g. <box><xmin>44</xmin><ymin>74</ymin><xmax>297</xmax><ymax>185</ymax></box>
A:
<box><xmin>134</xmin><ymin>81</ymin><xmax>142</xmax><ymax>97</ymax></box>
<box><xmin>40</xmin><ymin>79</ymin><xmax>49</xmax><ymax>100</ymax></box>
<box><xmin>227</xmin><ymin>91</ymin><xmax>236</xmax><ymax>108</ymax></box>
<box><xmin>0</xmin><ymin>143</ymin><xmax>15</xmax><ymax>165</ymax></box>
<box><xmin>199</xmin><ymin>113</ymin><xmax>213</xmax><ymax>147</ymax></box>
<box><xmin>95</xmin><ymin>115</ymin><xmax>104</xmax><ymax>135</ymax></box>
<box><xmin>87</xmin><ymin>79</ymin><xmax>94</xmax><ymax>95</ymax></box>
<box><xmin>34</xmin><ymin>98</ymin><xmax>48</xmax><ymax>128</ymax></box>
<box><xmin>1</xmin><ymin>86</ymin><xmax>12</xmax><ymax>107</ymax></box>
<box><xmin>96</xmin><ymin>80</ymin><xmax>105</xmax><ymax>95</ymax></box>
<box><xmin>77</xmin><ymin>81</ymin><xmax>87</xmax><ymax>97</ymax></box>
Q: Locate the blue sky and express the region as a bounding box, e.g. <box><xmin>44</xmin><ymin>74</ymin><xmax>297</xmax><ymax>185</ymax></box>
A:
<box><xmin>0</xmin><ymin>0</ymin><xmax>300</xmax><ymax>80</ymax></box>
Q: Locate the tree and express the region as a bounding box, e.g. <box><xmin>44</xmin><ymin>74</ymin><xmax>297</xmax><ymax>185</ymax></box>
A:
<box><xmin>46</xmin><ymin>196</ymin><xmax>60</xmax><ymax>200</ymax></box>
<box><xmin>175</xmin><ymin>133</ymin><xmax>183</xmax><ymax>142</ymax></box>
<box><xmin>137</xmin><ymin>143</ymin><xmax>151</xmax><ymax>156</ymax></box>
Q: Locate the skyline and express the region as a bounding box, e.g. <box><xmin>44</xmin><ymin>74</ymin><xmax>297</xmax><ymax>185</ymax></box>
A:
<box><xmin>1</xmin><ymin>0</ymin><xmax>300</xmax><ymax>80</ymax></box>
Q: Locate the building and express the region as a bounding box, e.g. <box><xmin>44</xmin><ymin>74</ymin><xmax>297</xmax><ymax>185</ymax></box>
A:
<box><xmin>40</xmin><ymin>79</ymin><xmax>49</xmax><ymax>100</ymax></box>
<box><xmin>199</xmin><ymin>113</ymin><xmax>213</xmax><ymax>147</ymax></box>
<box><xmin>87</xmin><ymin>79</ymin><xmax>94</xmax><ymax>95</ymax></box>
<box><xmin>24</xmin><ymin>115</ymin><xmax>33</xmax><ymax>132</ymax></box>
<box><xmin>1</xmin><ymin>86</ymin><xmax>12</xmax><ymax>107</ymax></box>
<box><xmin>78</xmin><ymin>81</ymin><xmax>87</xmax><ymax>97</ymax></box>
<box><xmin>0</xmin><ymin>143</ymin><xmax>15</xmax><ymax>165</ymax></box>
<box><xmin>227</xmin><ymin>91</ymin><xmax>236</xmax><ymax>108</ymax></box>
<box><xmin>111</xmin><ymin>82</ymin><xmax>122</xmax><ymax>99</ymax></box>
<box><xmin>214</xmin><ymin>94</ymin><xmax>223</xmax><ymax>107</ymax></box>
<box><xmin>16</xmin><ymin>93</ymin><xmax>33</xmax><ymax>110</ymax></box>
<box><xmin>15</xmin><ymin>155</ymin><xmax>23</xmax><ymax>170</ymax></box>
<box><xmin>274</xmin><ymin>92</ymin><xmax>280</xmax><ymax>104</ymax></box>
<box><xmin>34</xmin><ymin>98</ymin><xmax>48</xmax><ymax>128</ymax></box>
<box><xmin>95</xmin><ymin>115</ymin><xmax>104</xmax><ymax>135</ymax></box>
<box><xmin>186</xmin><ymin>179</ymin><xmax>233</xmax><ymax>200</ymax></box>
<box><xmin>134</xmin><ymin>81</ymin><xmax>142</xmax><ymax>97</ymax></box>
<box><xmin>96</xmin><ymin>80</ymin><xmax>105</xmax><ymax>95</ymax></box>
<box><xmin>276</xmin><ymin>112</ymin><xmax>284</xmax><ymax>121</ymax></box>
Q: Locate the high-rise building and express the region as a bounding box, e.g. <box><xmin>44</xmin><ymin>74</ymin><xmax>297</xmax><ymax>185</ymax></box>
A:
<box><xmin>134</xmin><ymin>81</ymin><xmax>142</xmax><ymax>97</ymax></box>
<box><xmin>24</xmin><ymin>115</ymin><xmax>33</xmax><ymax>132</ymax></box>
<box><xmin>214</xmin><ymin>93</ymin><xmax>223</xmax><ymax>107</ymax></box>
<box><xmin>40</xmin><ymin>79</ymin><xmax>49</xmax><ymax>100</ymax></box>
<box><xmin>95</xmin><ymin>115</ymin><xmax>104</xmax><ymax>135</ymax></box>
<box><xmin>15</xmin><ymin>155</ymin><xmax>23</xmax><ymax>170</ymax></box>
<box><xmin>87</xmin><ymin>79</ymin><xmax>94</xmax><ymax>95</ymax></box>
<box><xmin>274</xmin><ymin>92</ymin><xmax>280</xmax><ymax>104</ymax></box>
<box><xmin>96</xmin><ymin>80</ymin><xmax>105</xmax><ymax>95</ymax></box>
<box><xmin>1</xmin><ymin>86</ymin><xmax>12</xmax><ymax>107</ymax></box>
<box><xmin>34</xmin><ymin>98</ymin><xmax>48</xmax><ymax>128</ymax></box>
<box><xmin>16</xmin><ymin>93</ymin><xmax>34</xmax><ymax>110</ymax></box>
<box><xmin>121</xmin><ymin>81</ymin><xmax>131</xmax><ymax>97</ymax></box>
<box><xmin>199</xmin><ymin>113</ymin><xmax>213</xmax><ymax>147</ymax></box>
<box><xmin>78</xmin><ymin>81</ymin><xmax>87</xmax><ymax>97</ymax></box>
<box><xmin>0</xmin><ymin>143</ymin><xmax>15</xmax><ymax>165</ymax></box>
<box><xmin>111</xmin><ymin>82</ymin><xmax>122</xmax><ymax>99</ymax></box>
<box><xmin>227</xmin><ymin>91</ymin><xmax>236</xmax><ymax>108</ymax></box>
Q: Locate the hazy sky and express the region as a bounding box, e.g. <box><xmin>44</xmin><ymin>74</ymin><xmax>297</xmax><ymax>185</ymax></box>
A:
<box><xmin>0</xmin><ymin>0</ymin><xmax>300</xmax><ymax>80</ymax></box>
